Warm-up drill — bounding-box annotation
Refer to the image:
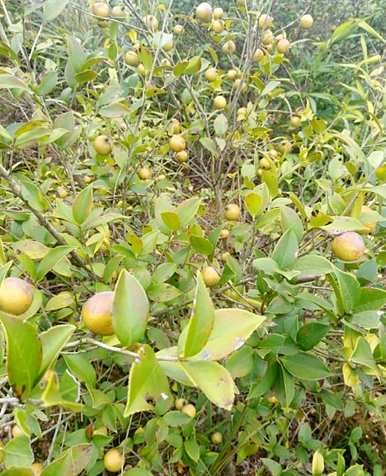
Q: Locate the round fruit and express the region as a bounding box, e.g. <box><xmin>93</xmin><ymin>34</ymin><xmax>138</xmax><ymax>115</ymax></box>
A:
<box><xmin>205</xmin><ymin>67</ymin><xmax>218</xmax><ymax>82</ymax></box>
<box><xmin>175</xmin><ymin>398</ymin><xmax>186</xmax><ymax>410</ymax></box>
<box><xmin>277</xmin><ymin>38</ymin><xmax>290</xmax><ymax>53</ymax></box>
<box><xmin>125</xmin><ymin>51</ymin><xmax>139</xmax><ymax>66</ymax></box>
<box><xmin>174</xmin><ymin>24</ymin><xmax>184</xmax><ymax>34</ymax></box>
<box><xmin>82</xmin><ymin>291</ymin><xmax>114</xmax><ymax>336</ymax></box>
<box><xmin>331</xmin><ymin>232</ymin><xmax>366</xmax><ymax>261</ymax></box>
<box><xmin>253</xmin><ymin>48</ymin><xmax>264</xmax><ymax>61</ymax></box>
<box><xmin>160</xmin><ymin>58</ymin><xmax>171</xmax><ymax>67</ymax></box>
<box><xmin>163</xmin><ymin>41</ymin><xmax>173</xmax><ymax>52</ymax></box>
<box><xmin>290</xmin><ymin>115</ymin><xmax>301</xmax><ymax>128</ymax></box>
<box><xmin>111</xmin><ymin>6</ymin><xmax>125</xmax><ymax>18</ymax></box>
<box><xmin>360</xmin><ymin>206</ymin><xmax>377</xmax><ymax>234</ymax></box>
<box><xmin>260</xmin><ymin>157</ymin><xmax>271</xmax><ymax>169</ymax></box>
<box><xmin>0</xmin><ymin>277</ymin><xmax>33</xmax><ymax>316</ymax></box>
<box><xmin>92</xmin><ymin>2</ymin><xmax>109</xmax><ymax>17</ymax></box>
<box><xmin>58</xmin><ymin>187</ymin><xmax>68</xmax><ymax>198</ymax></box>
<box><xmin>259</xmin><ymin>14</ymin><xmax>273</xmax><ymax>29</ymax></box>
<box><xmin>169</xmin><ymin>134</ymin><xmax>186</xmax><ymax>152</ymax></box>
<box><xmin>213</xmin><ymin>7</ymin><xmax>224</xmax><ymax>19</ymax></box>
<box><xmin>196</xmin><ymin>2</ymin><xmax>213</xmax><ymax>22</ymax></box>
<box><xmin>237</xmin><ymin>107</ymin><xmax>247</xmax><ymax>120</ymax></box>
<box><xmin>211</xmin><ymin>432</ymin><xmax>223</xmax><ymax>444</ymax></box>
<box><xmin>171</xmin><ymin>119</ymin><xmax>181</xmax><ymax>134</ymax></box>
<box><xmin>225</xmin><ymin>203</ymin><xmax>241</xmax><ymax>221</ymax></box>
<box><xmin>137</xmin><ymin>63</ymin><xmax>146</xmax><ymax>75</ymax></box>
<box><xmin>213</xmin><ymin>95</ymin><xmax>227</xmax><ymax>110</ymax></box>
<box><xmin>221</xmin><ymin>252</ymin><xmax>230</xmax><ymax>262</ymax></box>
<box><xmin>202</xmin><ymin>266</ymin><xmax>220</xmax><ymax>287</ymax></box>
<box><xmin>143</xmin><ymin>15</ymin><xmax>158</xmax><ymax>31</ymax></box>
<box><xmin>31</xmin><ymin>463</ymin><xmax>43</xmax><ymax>476</ymax></box>
<box><xmin>227</xmin><ymin>69</ymin><xmax>238</xmax><ymax>80</ymax></box>
<box><xmin>220</xmin><ymin>228</ymin><xmax>229</xmax><ymax>239</ymax></box>
<box><xmin>375</xmin><ymin>164</ymin><xmax>386</xmax><ymax>182</ymax></box>
<box><xmin>181</xmin><ymin>403</ymin><xmax>196</xmax><ymax>418</ymax></box>
<box><xmin>176</xmin><ymin>150</ymin><xmax>188</xmax><ymax>162</ymax></box>
<box><xmin>262</xmin><ymin>29</ymin><xmax>273</xmax><ymax>45</ymax></box>
<box><xmin>138</xmin><ymin>167</ymin><xmax>152</xmax><ymax>180</ymax></box>
<box><xmin>212</xmin><ymin>19</ymin><xmax>224</xmax><ymax>33</ymax></box>
<box><xmin>104</xmin><ymin>448</ymin><xmax>124</xmax><ymax>473</ymax></box>
<box><xmin>93</xmin><ymin>135</ymin><xmax>112</xmax><ymax>155</ymax></box>
<box><xmin>12</xmin><ymin>425</ymin><xmax>24</xmax><ymax>438</ymax></box>
<box><xmin>300</xmin><ymin>14</ymin><xmax>314</xmax><ymax>29</ymax></box>
<box><xmin>222</xmin><ymin>40</ymin><xmax>236</xmax><ymax>54</ymax></box>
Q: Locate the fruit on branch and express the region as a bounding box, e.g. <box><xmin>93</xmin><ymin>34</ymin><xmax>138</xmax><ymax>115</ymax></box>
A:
<box><xmin>94</xmin><ymin>135</ymin><xmax>112</xmax><ymax>155</ymax></box>
<box><xmin>225</xmin><ymin>203</ymin><xmax>241</xmax><ymax>221</ymax></box>
<box><xmin>260</xmin><ymin>157</ymin><xmax>271</xmax><ymax>169</ymax></box>
<box><xmin>174</xmin><ymin>24</ymin><xmax>184</xmax><ymax>34</ymax></box>
<box><xmin>277</xmin><ymin>38</ymin><xmax>290</xmax><ymax>53</ymax></box>
<box><xmin>176</xmin><ymin>150</ymin><xmax>188</xmax><ymax>162</ymax></box>
<box><xmin>82</xmin><ymin>291</ymin><xmax>114</xmax><ymax>336</ymax></box>
<box><xmin>125</xmin><ymin>51</ymin><xmax>139</xmax><ymax>66</ymax></box>
<box><xmin>138</xmin><ymin>167</ymin><xmax>152</xmax><ymax>180</ymax></box>
<box><xmin>331</xmin><ymin>231</ymin><xmax>366</xmax><ymax>261</ymax></box>
<box><xmin>262</xmin><ymin>29</ymin><xmax>274</xmax><ymax>45</ymax></box>
<box><xmin>220</xmin><ymin>229</ymin><xmax>229</xmax><ymax>239</ymax></box>
<box><xmin>213</xmin><ymin>95</ymin><xmax>227</xmax><ymax>110</ymax></box>
<box><xmin>300</xmin><ymin>14</ymin><xmax>314</xmax><ymax>29</ymax></box>
<box><xmin>181</xmin><ymin>403</ymin><xmax>196</xmax><ymax>418</ymax></box>
<box><xmin>196</xmin><ymin>3</ymin><xmax>213</xmax><ymax>22</ymax></box>
<box><xmin>202</xmin><ymin>266</ymin><xmax>221</xmax><ymax>287</ymax></box>
<box><xmin>212</xmin><ymin>19</ymin><xmax>225</xmax><ymax>33</ymax></box>
<box><xmin>0</xmin><ymin>277</ymin><xmax>33</xmax><ymax>316</ymax></box>
<box><xmin>211</xmin><ymin>431</ymin><xmax>223</xmax><ymax>444</ymax></box>
<box><xmin>169</xmin><ymin>134</ymin><xmax>186</xmax><ymax>152</ymax></box>
<box><xmin>253</xmin><ymin>48</ymin><xmax>264</xmax><ymax>61</ymax></box>
<box><xmin>143</xmin><ymin>15</ymin><xmax>159</xmax><ymax>31</ymax></box>
<box><xmin>111</xmin><ymin>6</ymin><xmax>125</xmax><ymax>18</ymax></box>
<box><xmin>92</xmin><ymin>2</ymin><xmax>109</xmax><ymax>17</ymax></box>
<box><xmin>222</xmin><ymin>40</ymin><xmax>236</xmax><ymax>54</ymax></box>
<box><xmin>104</xmin><ymin>448</ymin><xmax>124</xmax><ymax>472</ymax></box>
<box><xmin>175</xmin><ymin>398</ymin><xmax>186</xmax><ymax>410</ymax></box>
<box><xmin>290</xmin><ymin>115</ymin><xmax>301</xmax><ymax>128</ymax></box>
<box><xmin>213</xmin><ymin>7</ymin><xmax>224</xmax><ymax>19</ymax></box>
<box><xmin>205</xmin><ymin>67</ymin><xmax>218</xmax><ymax>81</ymax></box>
<box><xmin>258</xmin><ymin>14</ymin><xmax>273</xmax><ymax>29</ymax></box>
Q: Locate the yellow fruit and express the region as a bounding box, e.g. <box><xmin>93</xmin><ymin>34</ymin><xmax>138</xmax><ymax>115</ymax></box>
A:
<box><xmin>277</xmin><ymin>38</ymin><xmax>290</xmax><ymax>53</ymax></box>
<box><xmin>360</xmin><ymin>206</ymin><xmax>377</xmax><ymax>234</ymax></box>
<box><xmin>93</xmin><ymin>135</ymin><xmax>112</xmax><ymax>155</ymax></box>
<box><xmin>196</xmin><ymin>2</ymin><xmax>212</xmax><ymax>22</ymax></box>
<box><xmin>375</xmin><ymin>164</ymin><xmax>386</xmax><ymax>182</ymax></box>
<box><xmin>269</xmin><ymin>149</ymin><xmax>278</xmax><ymax>159</ymax></box>
<box><xmin>156</xmin><ymin>174</ymin><xmax>166</xmax><ymax>181</ymax></box>
<box><xmin>163</xmin><ymin>41</ymin><xmax>173</xmax><ymax>52</ymax></box>
<box><xmin>225</xmin><ymin>203</ymin><xmax>241</xmax><ymax>221</ymax></box>
<box><xmin>125</xmin><ymin>51</ymin><xmax>139</xmax><ymax>66</ymax></box>
<box><xmin>300</xmin><ymin>14</ymin><xmax>314</xmax><ymax>29</ymax></box>
<box><xmin>92</xmin><ymin>2</ymin><xmax>109</xmax><ymax>17</ymax></box>
<box><xmin>257</xmin><ymin>168</ymin><xmax>263</xmax><ymax>177</ymax></box>
<box><xmin>12</xmin><ymin>425</ymin><xmax>24</xmax><ymax>438</ymax></box>
<box><xmin>212</xmin><ymin>19</ymin><xmax>224</xmax><ymax>33</ymax></box>
<box><xmin>31</xmin><ymin>463</ymin><xmax>44</xmax><ymax>476</ymax></box>
<box><xmin>82</xmin><ymin>291</ymin><xmax>114</xmax><ymax>336</ymax></box>
<box><xmin>174</xmin><ymin>24</ymin><xmax>184</xmax><ymax>34</ymax></box>
<box><xmin>143</xmin><ymin>15</ymin><xmax>158</xmax><ymax>31</ymax></box>
<box><xmin>237</xmin><ymin>107</ymin><xmax>247</xmax><ymax>120</ymax></box>
<box><xmin>211</xmin><ymin>432</ymin><xmax>223</xmax><ymax>444</ymax></box>
<box><xmin>227</xmin><ymin>69</ymin><xmax>238</xmax><ymax>80</ymax></box>
<box><xmin>169</xmin><ymin>134</ymin><xmax>186</xmax><ymax>152</ymax></box>
<box><xmin>175</xmin><ymin>398</ymin><xmax>186</xmax><ymax>410</ymax></box>
<box><xmin>259</xmin><ymin>14</ymin><xmax>273</xmax><ymax>29</ymax></box>
<box><xmin>221</xmin><ymin>252</ymin><xmax>230</xmax><ymax>262</ymax></box>
<box><xmin>137</xmin><ymin>63</ymin><xmax>146</xmax><ymax>75</ymax></box>
<box><xmin>181</xmin><ymin>403</ymin><xmax>196</xmax><ymax>418</ymax></box>
<box><xmin>202</xmin><ymin>266</ymin><xmax>221</xmax><ymax>287</ymax></box>
<box><xmin>213</xmin><ymin>95</ymin><xmax>227</xmax><ymax>110</ymax></box>
<box><xmin>262</xmin><ymin>29</ymin><xmax>273</xmax><ymax>45</ymax></box>
<box><xmin>171</xmin><ymin>119</ymin><xmax>181</xmax><ymax>134</ymax></box>
<box><xmin>138</xmin><ymin>167</ymin><xmax>152</xmax><ymax>180</ymax></box>
<box><xmin>213</xmin><ymin>7</ymin><xmax>224</xmax><ymax>19</ymax></box>
<box><xmin>58</xmin><ymin>187</ymin><xmax>68</xmax><ymax>198</ymax></box>
<box><xmin>220</xmin><ymin>229</ymin><xmax>229</xmax><ymax>239</ymax></box>
<box><xmin>290</xmin><ymin>115</ymin><xmax>301</xmax><ymax>128</ymax></box>
<box><xmin>104</xmin><ymin>448</ymin><xmax>124</xmax><ymax>473</ymax></box>
<box><xmin>176</xmin><ymin>150</ymin><xmax>188</xmax><ymax>162</ymax></box>
<box><xmin>205</xmin><ymin>67</ymin><xmax>218</xmax><ymax>81</ymax></box>
<box><xmin>160</xmin><ymin>58</ymin><xmax>171</xmax><ymax>67</ymax></box>
<box><xmin>260</xmin><ymin>157</ymin><xmax>271</xmax><ymax>169</ymax></box>
<box><xmin>331</xmin><ymin>232</ymin><xmax>366</xmax><ymax>261</ymax></box>
<box><xmin>222</xmin><ymin>40</ymin><xmax>236</xmax><ymax>54</ymax></box>
<box><xmin>0</xmin><ymin>277</ymin><xmax>33</xmax><ymax>316</ymax></box>
<box><xmin>234</xmin><ymin>78</ymin><xmax>247</xmax><ymax>92</ymax></box>
<box><xmin>111</xmin><ymin>6</ymin><xmax>125</xmax><ymax>18</ymax></box>
<box><xmin>253</xmin><ymin>48</ymin><xmax>264</xmax><ymax>61</ymax></box>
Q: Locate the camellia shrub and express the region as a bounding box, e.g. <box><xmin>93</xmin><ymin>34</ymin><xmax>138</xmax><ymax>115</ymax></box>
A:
<box><xmin>0</xmin><ymin>0</ymin><xmax>385</xmax><ymax>475</ymax></box>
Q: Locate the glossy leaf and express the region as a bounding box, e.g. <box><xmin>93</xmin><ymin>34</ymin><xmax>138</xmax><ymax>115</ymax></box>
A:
<box><xmin>36</xmin><ymin>246</ymin><xmax>74</xmax><ymax>282</ymax></box>
<box><xmin>282</xmin><ymin>353</ymin><xmax>331</xmax><ymax>380</ymax></box>
<box><xmin>39</xmin><ymin>325</ymin><xmax>75</xmax><ymax>377</ymax></box>
<box><xmin>41</xmin><ymin>444</ymin><xmax>93</xmax><ymax>476</ymax></box>
<box><xmin>72</xmin><ymin>186</ymin><xmax>93</xmax><ymax>225</ymax></box>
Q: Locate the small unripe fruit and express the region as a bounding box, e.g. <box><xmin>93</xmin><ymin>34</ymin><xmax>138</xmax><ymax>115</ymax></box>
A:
<box><xmin>175</xmin><ymin>398</ymin><xmax>186</xmax><ymax>410</ymax></box>
<box><xmin>137</xmin><ymin>63</ymin><xmax>146</xmax><ymax>75</ymax></box>
<box><xmin>31</xmin><ymin>463</ymin><xmax>44</xmax><ymax>476</ymax></box>
<box><xmin>225</xmin><ymin>203</ymin><xmax>241</xmax><ymax>221</ymax></box>
<box><xmin>211</xmin><ymin>432</ymin><xmax>223</xmax><ymax>444</ymax></box>
<box><xmin>260</xmin><ymin>157</ymin><xmax>271</xmax><ymax>169</ymax></box>
<box><xmin>92</xmin><ymin>2</ymin><xmax>109</xmax><ymax>17</ymax></box>
<box><xmin>196</xmin><ymin>3</ymin><xmax>213</xmax><ymax>22</ymax></box>
<box><xmin>160</xmin><ymin>58</ymin><xmax>171</xmax><ymax>67</ymax></box>
<box><xmin>82</xmin><ymin>291</ymin><xmax>114</xmax><ymax>336</ymax></box>
<box><xmin>213</xmin><ymin>95</ymin><xmax>227</xmax><ymax>110</ymax></box>
<box><xmin>93</xmin><ymin>135</ymin><xmax>112</xmax><ymax>155</ymax></box>
<box><xmin>169</xmin><ymin>134</ymin><xmax>186</xmax><ymax>152</ymax></box>
<box><xmin>234</xmin><ymin>78</ymin><xmax>247</xmax><ymax>92</ymax></box>
<box><xmin>176</xmin><ymin>150</ymin><xmax>188</xmax><ymax>162</ymax></box>
<box><xmin>111</xmin><ymin>6</ymin><xmax>125</xmax><ymax>18</ymax></box>
<box><xmin>212</xmin><ymin>19</ymin><xmax>224</xmax><ymax>33</ymax></box>
<box><xmin>300</xmin><ymin>14</ymin><xmax>314</xmax><ymax>29</ymax></box>
<box><xmin>12</xmin><ymin>425</ymin><xmax>24</xmax><ymax>438</ymax></box>
<box><xmin>205</xmin><ymin>67</ymin><xmax>218</xmax><ymax>81</ymax></box>
<box><xmin>253</xmin><ymin>48</ymin><xmax>264</xmax><ymax>61</ymax></box>
<box><xmin>220</xmin><ymin>229</ymin><xmax>229</xmax><ymax>239</ymax></box>
<box><xmin>138</xmin><ymin>167</ymin><xmax>152</xmax><ymax>180</ymax></box>
<box><xmin>174</xmin><ymin>24</ymin><xmax>184</xmax><ymax>34</ymax></box>
<box><xmin>290</xmin><ymin>115</ymin><xmax>301</xmax><ymax>128</ymax></box>
<box><xmin>58</xmin><ymin>187</ymin><xmax>68</xmax><ymax>199</ymax></box>
<box><xmin>221</xmin><ymin>252</ymin><xmax>230</xmax><ymax>262</ymax></box>
<box><xmin>104</xmin><ymin>448</ymin><xmax>124</xmax><ymax>473</ymax></box>
<box><xmin>257</xmin><ymin>168</ymin><xmax>263</xmax><ymax>177</ymax></box>
<box><xmin>277</xmin><ymin>38</ymin><xmax>290</xmax><ymax>53</ymax></box>
<box><xmin>262</xmin><ymin>29</ymin><xmax>273</xmax><ymax>45</ymax></box>
<box><xmin>259</xmin><ymin>14</ymin><xmax>273</xmax><ymax>29</ymax></box>
<box><xmin>181</xmin><ymin>403</ymin><xmax>196</xmax><ymax>418</ymax></box>
<box><xmin>222</xmin><ymin>40</ymin><xmax>236</xmax><ymax>54</ymax></box>
<box><xmin>0</xmin><ymin>277</ymin><xmax>33</xmax><ymax>316</ymax></box>
<box><xmin>156</xmin><ymin>174</ymin><xmax>166</xmax><ymax>181</ymax></box>
<box><xmin>375</xmin><ymin>164</ymin><xmax>386</xmax><ymax>182</ymax></box>
<box><xmin>171</xmin><ymin>119</ymin><xmax>181</xmax><ymax>134</ymax></box>
<box><xmin>213</xmin><ymin>7</ymin><xmax>224</xmax><ymax>19</ymax></box>
<box><xmin>202</xmin><ymin>266</ymin><xmax>221</xmax><ymax>287</ymax></box>
<box><xmin>331</xmin><ymin>232</ymin><xmax>366</xmax><ymax>261</ymax></box>
<box><xmin>163</xmin><ymin>41</ymin><xmax>173</xmax><ymax>52</ymax></box>
<box><xmin>227</xmin><ymin>69</ymin><xmax>238</xmax><ymax>80</ymax></box>
<box><xmin>125</xmin><ymin>51</ymin><xmax>139</xmax><ymax>66</ymax></box>
<box><xmin>143</xmin><ymin>15</ymin><xmax>159</xmax><ymax>31</ymax></box>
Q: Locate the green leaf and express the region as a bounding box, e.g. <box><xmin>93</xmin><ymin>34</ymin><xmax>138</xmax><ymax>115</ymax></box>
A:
<box><xmin>0</xmin><ymin>469</ymin><xmax>33</xmax><ymax>476</ymax></box>
<box><xmin>214</xmin><ymin>114</ymin><xmax>228</xmax><ymax>137</ymax></box>
<box><xmin>293</xmin><ymin>254</ymin><xmax>333</xmax><ymax>278</ymax></box>
<box><xmin>72</xmin><ymin>186</ymin><xmax>93</xmax><ymax>225</ymax></box>
<box><xmin>67</xmin><ymin>37</ymin><xmax>86</xmax><ymax>73</ymax></box>
<box><xmin>191</xmin><ymin>308</ymin><xmax>265</xmax><ymax>361</ymax></box>
<box><xmin>226</xmin><ymin>345</ymin><xmax>254</xmax><ymax>378</ymax></box>
<box><xmin>0</xmin><ymin>74</ymin><xmax>29</xmax><ymax>91</ymax></box>
<box><xmin>176</xmin><ymin>197</ymin><xmax>201</xmax><ymax>228</ymax></box>
<box><xmin>39</xmin><ymin>325</ymin><xmax>75</xmax><ymax>378</ymax></box>
<box><xmin>272</xmin><ymin>229</ymin><xmax>298</xmax><ymax>269</ymax></box>
<box><xmin>3</xmin><ymin>436</ymin><xmax>34</xmax><ymax>468</ymax></box>
<box><xmin>200</xmin><ymin>137</ymin><xmax>218</xmax><ymax>155</ymax></box>
<box><xmin>14</xmin><ymin>174</ymin><xmax>49</xmax><ymax>211</ymax></box>
<box><xmin>244</xmin><ymin>191</ymin><xmax>264</xmax><ymax>218</ymax></box>
<box><xmin>274</xmin><ymin>366</ymin><xmax>295</xmax><ymax>407</ymax></box>
<box><xmin>43</xmin><ymin>0</ymin><xmax>70</xmax><ymax>21</ymax></box>
<box><xmin>281</xmin><ymin>206</ymin><xmax>304</xmax><ymax>240</ymax></box>
<box><xmin>161</xmin><ymin>211</ymin><xmax>181</xmax><ymax>231</ymax></box>
<box><xmin>179</xmin><ymin>272</ymin><xmax>215</xmax><ymax>358</ymax></box>
<box><xmin>253</xmin><ymin>257</ymin><xmax>280</xmax><ymax>274</ymax></box>
<box><xmin>64</xmin><ymin>354</ymin><xmax>96</xmax><ymax>388</ymax></box>
<box><xmin>322</xmin><ymin>216</ymin><xmax>366</xmax><ymax>233</ymax></box>
<box><xmin>36</xmin><ymin>71</ymin><xmax>58</xmax><ymax>96</ymax></box>
<box><xmin>45</xmin><ymin>292</ymin><xmax>75</xmax><ymax>311</ymax></box>
<box><xmin>181</xmin><ymin>361</ymin><xmax>234</xmax><ymax>410</ymax></box>
<box><xmin>190</xmin><ymin>235</ymin><xmax>214</xmax><ymax>256</ymax></box>
<box><xmin>354</xmin><ymin>288</ymin><xmax>386</xmax><ymax>313</ymax></box>
<box><xmin>163</xmin><ymin>411</ymin><xmax>192</xmax><ymax>427</ymax></box>
<box><xmin>123</xmin><ymin>469</ymin><xmax>154</xmax><ymax>476</ymax></box>
<box><xmin>36</xmin><ymin>246</ymin><xmax>74</xmax><ymax>282</ymax></box>
<box><xmin>184</xmin><ymin>438</ymin><xmax>200</xmax><ymax>462</ymax></box>
<box><xmin>125</xmin><ymin>344</ymin><xmax>171</xmax><ymax>416</ymax></box>
<box><xmin>282</xmin><ymin>353</ymin><xmax>331</xmax><ymax>380</ymax></box>
<box><xmin>184</xmin><ymin>56</ymin><xmax>201</xmax><ymax>75</ymax></box>
<box><xmin>113</xmin><ymin>270</ymin><xmax>149</xmax><ymax>347</ymax></box>
<box><xmin>333</xmin><ymin>268</ymin><xmax>361</xmax><ymax>314</ymax></box>
<box><xmin>297</xmin><ymin>322</ymin><xmax>329</xmax><ymax>351</ymax></box>
<box><xmin>0</xmin><ymin>314</ymin><xmax>41</xmax><ymax>397</ymax></box>
<box><xmin>350</xmin><ymin>337</ymin><xmax>376</xmax><ymax>369</ymax></box>
<box><xmin>249</xmin><ymin>362</ymin><xmax>279</xmax><ymax>399</ymax></box>
<box><xmin>41</xmin><ymin>444</ymin><xmax>93</xmax><ymax>476</ymax></box>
